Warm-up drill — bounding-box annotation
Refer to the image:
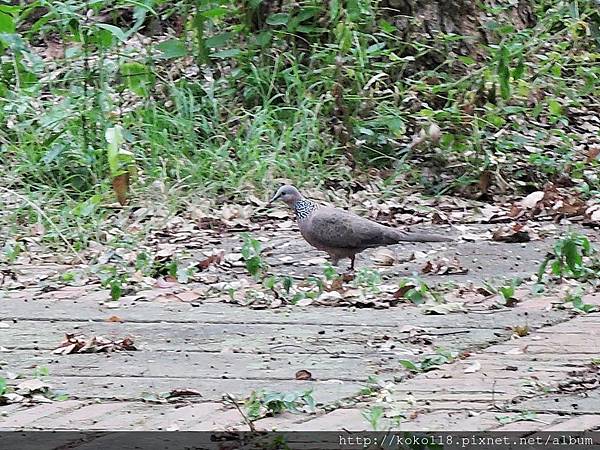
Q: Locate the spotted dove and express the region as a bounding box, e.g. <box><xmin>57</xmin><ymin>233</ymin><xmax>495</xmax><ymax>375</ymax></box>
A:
<box><xmin>269</xmin><ymin>185</ymin><xmax>453</xmax><ymax>270</ymax></box>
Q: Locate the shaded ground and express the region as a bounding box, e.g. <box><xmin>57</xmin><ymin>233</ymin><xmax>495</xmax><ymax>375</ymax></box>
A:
<box><xmin>0</xmin><ymin>223</ymin><xmax>599</xmax><ymax>433</ymax></box>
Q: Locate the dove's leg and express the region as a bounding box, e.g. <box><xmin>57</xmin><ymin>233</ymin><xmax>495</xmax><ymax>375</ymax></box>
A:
<box><xmin>349</xmin><ymin>255</ymin><xmax>356</xmax><ymax>271</ymax></box>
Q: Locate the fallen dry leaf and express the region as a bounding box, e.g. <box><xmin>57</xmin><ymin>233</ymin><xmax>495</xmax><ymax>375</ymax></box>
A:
<box><xmin>174</xmin><ymin>291</ymin><xmax>201</xmax><ymax>302</ymax></box>
<box><xmin>16</xmin><ymin>379</ymin><xmax>51</xmax><ymax>394</ymax></box>
<box><xmin>167</xmin><ymin>388</ymin><xmax>202</xmax><ymax>398</ymax></box>
<box><xmin>295</xmin><ymin>369</ymin><xmax>313</xmax><ymax>381</ymax></box>
<box><xmin>155</xmin><ymin>277</ymin><xmax>178</xmax><ymax>289</ymax></box>
<box><xmin>492</xmin><ymin>224</ymin><xmax>531</xmax><ymax>243</ymax></box>
<box><xmin>107</xmin><ymin>315</ymin><xmax>123</xmax><ymax>323</ymax></box>
<box><xmin>422</xmin><ymin>302</ymin><xmax>465</xmax><ymax>315</ymax></box>
<box><xmin>512</xmin><ymin>325</ymin><xmax>530</xmax><ymax>337</ymax></box>
<box><xmin>197</xmin><ymin>251</ymin><xmax>224</xmax><ymax>270</ymax></box>
<box><xmin>421</xmin><ymin>257</ymin><xmax>468</xmax><ymax>275</ymax></box>
<box><xmin>111</xmin><ymin>173</ymin><xmax>129</xmax><ymax>206</ymax></box>
<box><xmin>464</xmin><ymin>361</ymin><xmax>482</xmax><ymax>374</ymax></box>
<box><xmin>372</xmin><ymin>248</ymin><xmax>396</xmax><ymax>266</ymax></box>
<box><xmin>52</xmin><ymin>334</ymin><xmax>137</xmax><ymax>355</ymax></box>
<box><xmin>520</xmin><ymin>191</ymin><xmax>544</xmax><ymax>209</ymax></box>
<box><xmin>586</xmin><ymin>145</ymin><xmax>600</xmax><ymax>163</ymax></box>
<box><xmin>504</xmin><ymin>345</ymin><xmax>528</xmax><ymax>355</ymax></box>
<box><xmin>296</xmin><ymin>298</ymin><xmax>314</xmax><ymax>307</ymax></box>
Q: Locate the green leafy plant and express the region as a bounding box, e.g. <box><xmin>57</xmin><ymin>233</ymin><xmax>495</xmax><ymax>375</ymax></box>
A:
<box><xmin>399</xmin><ymin>348</ymin><xmax>458</xmax><ymax>373</ymax></box>
<box><xmin>353</xmin><ymin>268</ymin><xmax>382</xmax><ymax>293</ymax></box>
<box><xmin>565</xmin><ymin>290</ymin><xmax>598</xmax><ymax>314</ymax></box>
<box><xmin>395</xmin><ymin>278</ymin><xmax>443</xmax><ymax>305</ymax></box>
<box><xmin>94</xmin><ymin>265</ymin><xmax>128</xmax><ymax>301</ymax></box>
<box><xmin>362</xmin><ymin>405</ymin><xmax>384</xmax><ymax>431</ymax></box>
<box><xmin>244</xmin><ymin>389</ymin><xmax>315</xmax><ymax>420</ymax></box>
<box><xmin>496</xmin><ymin>411</ymin><xmax>538</xmax><ymax>425</ymax></box>
<box><xmin>358</xmin><ymin>376</ymin><xmax>382</xmax><ymax>397</ymax></box>
<box><xmin>483</xmin><ymin>278</ymin><xmax>523</xmax><ymax>307</ymax></box>
<box><xmin>33</xmin><ymin>366</ymin><xmax>49</xmax><ymax>378</ymax></box>
<box><xmin>241</xmin><ymin>234</ymin><xmax>266</xmax><ymax>279</ymax></box>
<box><xmin>263</xmin><ymin>275</ymin><xmax>294</xmax><ymax>300</ymax></box>
<box><xmin>322</xmin><ymin>264</ymin><xmax>337</xmax><ymax>281</ymax></box>
<box><xmin>538</xmin><ymin>233</ymin><xmax>595</xmax><ymax>282</ymax></box>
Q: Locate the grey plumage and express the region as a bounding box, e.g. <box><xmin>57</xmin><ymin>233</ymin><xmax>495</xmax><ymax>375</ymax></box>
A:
<box><xmin>269</xmin><ymin>185</ymin><xmax>453</xmax><ymax>270</ymax></box>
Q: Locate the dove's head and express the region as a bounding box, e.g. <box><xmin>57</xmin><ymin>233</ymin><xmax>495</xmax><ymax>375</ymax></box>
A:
<box><xmin>268</xmin><ymin>185</ymin><xmax>303</xmax><ymax>207</ymax></box>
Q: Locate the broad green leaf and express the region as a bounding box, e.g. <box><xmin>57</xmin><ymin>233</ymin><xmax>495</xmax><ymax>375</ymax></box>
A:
<box><xmin>266</xmin><ymin>13</ymin><xmax>289</xmax><ymax>26</ymax></box>
<box><xmin>0</xmin><ymin>5</ymin><xmax>20</xmax><ymax>15</ymax></box>
<box><xmin>485</xmin><ymin>113</ymin><xmax>506</xmax><ymax>128</ymax></box>
<box><xmin>105</xmin><ymin>125</ymin><xmax>133</xmax><ymax>177</ymax></box>
<box><xmin>0</xmin><ymin>12</ymin><xmax>15</xmax><ymax>33</ymax></box>
<box><xmin>346</xmin><ymin>0</ymin><xmax>361</xmax><ymax>21</ymax></box>
<box><xmin>295</xmin><ymin>7</ymin><xmax>319</xmax><ymax>23</ymax></box>
<box><xmin>458</xmin><ymin>55</ymin><xmax>476</xmax><ymax>65</ymax></box>
<box><xmin>110</xmin><ymin>279</ymin><xmax>122</xmax><ymax>301</ymax></box>
<box><xmin>330</xmin><ymin>0</ymin><xmax>340</xmax><ymax>22</ymax></box>
<box><xmin>563</xmin><ymin>240</ymin><xmax>582</xmax><ymax>274</ymax></box>
<box><xmin>95</xmin><ymin>23</ymin><xmax>127</xmax><ymax>42</ymax></box>
<box><xmin>379</xmin><ymin>19</ymin><xmax>395</xmax><ymax>34</ymax></box>
<box><xmin>255</xmin><ymin>31</ymin><xmax>272</xmax><ymax>47</ymax></box>
<box><xmin>157</xmin><ymin>39</ymin><xmax>188</xmax><ymax>59</ymax></box>
<box><xmin>548</xmin><ymin>99</ymin><xmax>562</xmax><ymax>116</ymax></box>
<box><xmin>120</xmin><ymin>61</ymin><xmax>153</xmax><ymax>96</ymax></box>
<box><xmin>210</xmin><ymin>48</ymin><xmax>241</xmax><ymax>59</ymax></box>
<box><xmin>201</xmin><ymin>7</ymin><xmax>229</xmax><ymax>19</ymax></box>
<box><xmin>130</xmin><ymin>4</ymin><xmax>152</xmax><ymax>35</ymax></box>
<box><xmin>205</xmin><ymin>32</ymin><xmax>232</xmax><ymax>48</ymax></box>
<box><xmin>399</xmin><ymin>360</ymin><xmax>420</xmax><ymax>372</ymax></box>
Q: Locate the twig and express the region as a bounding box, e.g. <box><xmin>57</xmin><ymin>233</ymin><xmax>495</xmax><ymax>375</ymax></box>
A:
<box><xmin>224</xmin><ymin>393</ymin><xmax>256</xmax><ymax>432</ymax></box>
<box><xmin>0</xmin><ymin>186</ymin><xmax>86</xmax><ymax>264</ymax></box>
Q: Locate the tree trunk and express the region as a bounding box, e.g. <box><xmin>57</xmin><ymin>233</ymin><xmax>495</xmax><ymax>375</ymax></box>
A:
<box><xmin>382</xmin><ymin>0</ymin><xmax>535</xmax><ymax>60</ymax></box>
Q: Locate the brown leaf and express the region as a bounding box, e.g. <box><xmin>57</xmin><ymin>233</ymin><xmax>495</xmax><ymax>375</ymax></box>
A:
<box><xmin>421</xmin><ymin>257</ymin><xmax>468</xmax><ymax>275</ymax></box>
<box><xmin>52</xmin><ymin>334</ymin><xmax>136</xmax><ymax>354</ymax></box>
<box><xmin>156</xmin><ymin>277</ymin><xmax>178</xmax><ymax>289</ymax></box>
<box><xmin>167</xmin><ymin>388</ymin><xmax>202</xmax><ymax>398</ymax></box>
<box><xmin>520</xmin><ymin>191</ymin><xmax>544</xmax><ymax>209</ymax></box>
<box><xmin>295</xmin><ymin>369</ymin><xmax>313</xmax><ymax>381</ymax></box>
<box><xmin>111</xmin><ymin>173</ymin><xmax>130</xmax><ymax>206</ymax></box>
<box><xmin>107</xmin><ymin>315</ymin><xmax>123</xmax><ymax>323</ymax></box>
<box><xmin>174</xmin><ymin>291</ymin><xmax>201</xmax><ymax>302</ymax></box>
<box><xmin>586</xmin><ymin>145</ymin><xmax>600</xmax><ymax>163</ymax></box>
<box><xmin>198</xmin><ymin>251</ymin><xmax>224</xmax><ymax>270</ymax></box>
<box><xmin>492</xmin><ymin>225</ymin><xmax>531</xmax><ymax>243</ymax></box>
<box><xmin>512</xmin><ymin>325</ymin><xmax>530</xmax><ymax>337</ymax></box>
<box><xmin>372</xmin><ymin>248</ymin><xmax>396</xmax><ymax>266</ymax></box>
<box><xmin>478</xmin><ymin>171</ymin><xmax>492</xmax><ymax>194</ymax></box>
<box><xmin>393</xmin><ymin>284</ymin><xmax>415</xmax><ymax>299</ymax></box>
<box><xmin>327</xmin><ymin>277</ymin><xmax>345</xmax><ymax>293</ymax></box>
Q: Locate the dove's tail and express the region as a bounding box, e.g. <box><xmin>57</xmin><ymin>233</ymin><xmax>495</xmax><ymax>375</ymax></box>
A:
<box><xmin>391</xmin><ymin>229</ymin><xmax>454</xmax><ymax>243</ymax></box>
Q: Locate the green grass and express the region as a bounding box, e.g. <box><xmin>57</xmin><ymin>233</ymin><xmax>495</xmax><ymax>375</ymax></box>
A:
<box><xmin>0</xmin><ymin>0</ymin><xmax>599</xmax><ymax>251</ymax></box>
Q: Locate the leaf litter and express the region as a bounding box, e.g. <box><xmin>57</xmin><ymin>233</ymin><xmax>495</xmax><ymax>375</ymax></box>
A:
<box><xmin>52</xmin><ymin>334</ymin><xmax>137</xmax><ymax>355</ymax></box>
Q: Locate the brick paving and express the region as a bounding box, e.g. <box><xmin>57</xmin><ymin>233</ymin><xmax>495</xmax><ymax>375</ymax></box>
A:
<box><xmin>1</xmin><ymin>228</ymin><xmax>599</xmax><ymax>432</ymax></box>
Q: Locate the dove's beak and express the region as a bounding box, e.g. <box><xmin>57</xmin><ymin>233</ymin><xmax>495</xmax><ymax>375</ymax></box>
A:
<box><xmin>267</xmin><ymin>192</ymin><xmax>280</xmax><ymax>205</ymax></box>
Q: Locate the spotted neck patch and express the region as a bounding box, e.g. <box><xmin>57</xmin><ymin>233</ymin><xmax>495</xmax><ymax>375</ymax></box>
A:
<box><xmin>293</xmin><ymin>199</ymin><xmax>318</xmax><ymax>220</ymax></box>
